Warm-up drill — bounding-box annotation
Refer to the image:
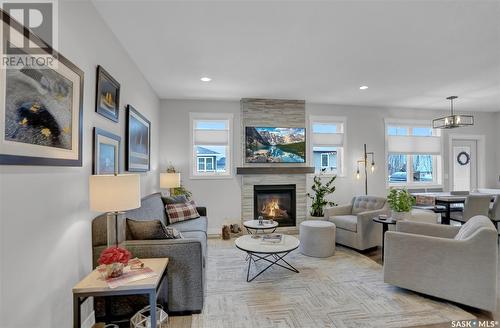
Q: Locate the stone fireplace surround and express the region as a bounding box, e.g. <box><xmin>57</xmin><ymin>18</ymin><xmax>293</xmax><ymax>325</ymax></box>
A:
<box><xmin>238</xmin><ymin>98</ymin><xmax>312</xmax><ymax>231</ymax></box>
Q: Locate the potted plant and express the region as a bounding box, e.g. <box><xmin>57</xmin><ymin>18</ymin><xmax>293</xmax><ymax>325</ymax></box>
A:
<box><xmin>307</xmin><ymin>169</ymin><xmax>337</xmax><ymax>217</ymax></box>
<box><xmin>387</xmin><ymin>188</ymin><xmax>416</xmax><ymax>220</ymax></box>
<box><xmin>98</xmin><ymin>246</ymin><xmax>132</xmax><ymax>278</ymax></box>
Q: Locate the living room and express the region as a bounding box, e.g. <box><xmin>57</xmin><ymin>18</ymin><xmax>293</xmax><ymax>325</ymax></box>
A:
<box><xmin>0</xmin><ymin>1</ymin><xmax>500</xmax><ymax>328</ymax></box>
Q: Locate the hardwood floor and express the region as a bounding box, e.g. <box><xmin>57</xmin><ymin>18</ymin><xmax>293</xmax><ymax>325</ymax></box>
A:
<box><xmin>168</xmin><ymin>239</ymin><xmax>499</xmax><ymax>328</ymax></box>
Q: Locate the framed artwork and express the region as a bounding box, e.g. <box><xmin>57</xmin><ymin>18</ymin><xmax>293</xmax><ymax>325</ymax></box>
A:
<box><xmin>126</xmin><ymin>105</ymin><xmax>150</xmax><ymax>172</ymax></box>
<box><xmin>0</xmin><ymin>11</ymin><xmax>84</xmax><ymax>166</ymax></box>
<box><xmin>95</xmin><ymin>65</ymin><xmax>120</xmax><ymax>122</ymax></box>
<box><xmin>93</xmin><ymin>127</ymin><xmax>120</xmax><ymax>175</ymax></box>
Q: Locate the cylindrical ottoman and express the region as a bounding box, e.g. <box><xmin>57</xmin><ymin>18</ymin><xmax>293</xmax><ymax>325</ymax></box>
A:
<box><xmin>299</xmin><ymin>220</ymin><xmax>336</xmax><ymax>258</ymax></box>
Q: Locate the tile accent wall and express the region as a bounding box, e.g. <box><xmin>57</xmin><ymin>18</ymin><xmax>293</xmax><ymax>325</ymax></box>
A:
<box><xmin>240</xmin><ymin>98</ymin><xmax>308</xmax><ymax>228</ymax></box>
<box><xmin>240</xmin><ymin>98</ymin><xmax>307</xmax><ymax>167</ymax></box>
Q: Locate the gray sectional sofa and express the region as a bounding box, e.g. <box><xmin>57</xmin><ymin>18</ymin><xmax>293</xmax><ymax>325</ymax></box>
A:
<box><xmin>92</xmin><ymin>192</ymin><xmax>207</xmax><ymax>317</ymax></box>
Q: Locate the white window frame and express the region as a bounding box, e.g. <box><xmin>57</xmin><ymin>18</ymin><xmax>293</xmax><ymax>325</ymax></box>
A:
<box><xmin>384</xmin><ymin>118</ymin><xmax>443</xmax><ymax>189</ymax></box>
<box><xmin>190</xmin><ymin>112</ymin><xmax>233</xmax><ymax>179</ymax></box>
<box><xmin>320</xmin><ymin>153</ymin><xmax>330</xmax><ymax>168</ymax></box>
<box><xmin>309</xmin><ymin>115</ymin><xmax>346</xmax><ymax>177</ymax></box>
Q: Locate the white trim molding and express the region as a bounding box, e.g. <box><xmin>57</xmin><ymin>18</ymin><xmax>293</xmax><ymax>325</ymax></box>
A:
<box><xmin>384</xmin><ymin>118</ymin><xmax>443</xmax><ymax>189</ymax></box>
<box><xmin>189</xmin><ymin>112</ymin><xmax>234</xmax><ymax>179</ymax></box>
<box><xmin>447</xmin><ymin>134</ymin><xmax>486</xmax><ymax>190</ymax></box>
<box><xmin>308</xmin><ymin>115</ymin><xmax>347</xmax><ymax>177</ymax></box>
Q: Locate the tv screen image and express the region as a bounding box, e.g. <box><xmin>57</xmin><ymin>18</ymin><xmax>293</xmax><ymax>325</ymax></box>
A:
<box><xmin>245</xmin><ymin>127</ymin><xmax>306</xmax><ymax>163</ymax></box>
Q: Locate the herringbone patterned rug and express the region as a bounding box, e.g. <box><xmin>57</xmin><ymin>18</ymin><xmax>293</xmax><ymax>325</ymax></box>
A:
<box><xmin>191</xmin><ymin>240</ymin><xmax>475</xmax><ymax>328</ymax></box>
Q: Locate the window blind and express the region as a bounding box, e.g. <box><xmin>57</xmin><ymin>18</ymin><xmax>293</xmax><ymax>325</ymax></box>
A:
<box><xmin>387</xmin><ymin>135</ymin><xmax>441</xmax><ymax>155</ymax></box>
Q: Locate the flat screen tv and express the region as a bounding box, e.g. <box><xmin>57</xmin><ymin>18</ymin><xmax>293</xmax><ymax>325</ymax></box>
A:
<box><xmin>245</xmin><ymin>127</ymin><xmax>306</xmax><ymax>163</ymax></box>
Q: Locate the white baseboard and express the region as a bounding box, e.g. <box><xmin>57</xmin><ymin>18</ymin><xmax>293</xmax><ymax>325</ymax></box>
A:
<box><xmin>82</xmin><ymin>310</ymin><xmax>95</xmax><ymax>328</ymax></box>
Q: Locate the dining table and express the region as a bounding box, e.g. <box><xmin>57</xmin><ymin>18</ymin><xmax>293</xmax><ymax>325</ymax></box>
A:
<box><xmin>411</xmin><ymin>192</ymin><xmax>495</xmax><ymax>225</ymax></box>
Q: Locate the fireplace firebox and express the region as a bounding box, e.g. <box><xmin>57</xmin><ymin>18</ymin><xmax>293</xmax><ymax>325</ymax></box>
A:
<box><xmin>254</xmin><ymin>184</ymin><xmax>296</xmax><ymax>227</ymax></box>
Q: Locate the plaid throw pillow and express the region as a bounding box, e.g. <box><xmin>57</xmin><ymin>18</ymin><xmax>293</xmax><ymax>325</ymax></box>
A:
<box><xmin>166</xmin><ymin>200</ymin><xmax>200</xmax><ymax>223</ymax></box>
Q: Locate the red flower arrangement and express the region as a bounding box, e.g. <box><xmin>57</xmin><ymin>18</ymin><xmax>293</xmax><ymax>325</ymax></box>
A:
<box><xmin>98</xmin><ymin>247</ymin><xmax>132</xmax><ymax>266</ymax></box>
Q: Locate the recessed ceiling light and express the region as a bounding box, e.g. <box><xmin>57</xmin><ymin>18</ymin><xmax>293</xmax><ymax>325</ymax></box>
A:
<box><xmin>359</xmin><ymin>85</ymin><xmax>368</xmax><ymax>90</ymax></box>
<box><xmin>200</xmin><ymin>77</ymin><xmax>212</xmax><ymax>82</ymax></box>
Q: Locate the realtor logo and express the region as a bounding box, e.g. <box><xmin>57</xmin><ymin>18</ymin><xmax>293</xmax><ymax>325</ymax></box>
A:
<box><xmin>1</xmin><ymin>0</ymin><xmax>58</xmax><ymax>69</ymax></box>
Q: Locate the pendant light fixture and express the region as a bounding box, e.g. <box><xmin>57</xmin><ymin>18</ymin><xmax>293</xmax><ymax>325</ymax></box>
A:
<box><xmin>432</xmin><ymin>96</ymin><xmax>474</xmax><ymax>129</ymax></box>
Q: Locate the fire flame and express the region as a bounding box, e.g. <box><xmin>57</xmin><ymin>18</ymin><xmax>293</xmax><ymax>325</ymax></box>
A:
<box><xmin>261</xmin><ymin>199</ymin><xmax>280</xmax><ymax>218</ymax></box>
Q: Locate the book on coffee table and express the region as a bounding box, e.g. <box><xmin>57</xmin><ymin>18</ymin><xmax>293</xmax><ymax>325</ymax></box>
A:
<box><xmin>261</xmin><ymin>234</ymin><xmax>284</xmax><ymax>245</ymax></box>
<box><xmin>97</xmin><ymin>266</ymin><xmax>158</xmax><ymax>289</ymax></box>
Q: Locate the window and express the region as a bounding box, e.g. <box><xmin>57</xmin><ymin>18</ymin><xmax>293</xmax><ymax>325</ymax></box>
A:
<box><xmin>385</xmin><ymin>119</ymin><xmax>442</xmax><ymax>187</ymax></box>
<box><xmin>310</xmin><ymin>116</ymin><xmax>346</xmax><ymax>175</ymax></box>
<box><xmin>197</xmin><ymin>156</ymin><xmax>215</xmax><ymax>172</ymax></box>
<box><xmin>190</xmin><ymin>113</ymin><xmax>233</xmax><ymax>178</ymax></box>
<box><xmin>321</xmin><ymin>153</ymin><xmax>329</xmax><ymax>168</ymax></box>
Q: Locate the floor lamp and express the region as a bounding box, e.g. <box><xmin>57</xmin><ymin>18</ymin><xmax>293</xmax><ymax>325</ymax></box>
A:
<box><xmin>89</xmin><ymin>174</ymin><xmax>141</xmax><ymax>247</ymax></box>
<box><xmin>356</xmin><ymin>144</ymin><xmax>375</xmax><ymax>196</ymax></box>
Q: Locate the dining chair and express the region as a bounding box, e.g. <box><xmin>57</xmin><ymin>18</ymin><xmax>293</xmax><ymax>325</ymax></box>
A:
<box><xmin>451</xmin><ymin>195</ymin><xmax>492</xmax><ymax>223</ymax></box>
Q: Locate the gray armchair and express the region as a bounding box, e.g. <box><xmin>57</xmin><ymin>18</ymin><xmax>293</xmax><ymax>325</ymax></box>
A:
<box><xmin>324</xmin><ymin>196</ymin><xmax>389</xmax><ymax>250</ymax></box>
<box><xmin>384</xmin><ymin>216</ymin><xmax>498</xmax><ymax>311</ymax></box>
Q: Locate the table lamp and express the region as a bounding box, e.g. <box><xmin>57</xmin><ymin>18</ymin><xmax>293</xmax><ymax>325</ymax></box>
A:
<box><xmin>89</xmin><ymin>174</ymin><xmax>141</xmax><ymax>247</ymax></box>
<box><xmin>160</xmin><ymin>172</ymin><xmax>181</xmax><ymax>195</ymax></box>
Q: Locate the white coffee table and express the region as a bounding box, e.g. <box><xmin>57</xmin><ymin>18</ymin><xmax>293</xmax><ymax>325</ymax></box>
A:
<box><xmin>235</xmin><ymin>234</ymin><xmax>300</xmax><ymax>282</ymax></box>
<box><xmin>243</xmin><ymin>219</ymin><xmax>279</xmax><ymax>234</ymax></box>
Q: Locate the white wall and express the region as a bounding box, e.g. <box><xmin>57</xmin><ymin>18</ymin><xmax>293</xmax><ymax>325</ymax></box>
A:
<box><xmin>160</xmin><ymin>99</ymin><xmax>499</xmax><ymax>234</ymax></box>
<box><xmin>497</xmin><ymin>112</ymin><xmax>500</xmax><ymax>187</ymax></box>
<box><xmin>0</xmin><ymin>1</ymin><xmax>160</xmax><ymax>327</ymax></box>
<box><xmin>160</xmin><ymin>99</ymin><xmax>241</xmax><ymax>235</ymax></box>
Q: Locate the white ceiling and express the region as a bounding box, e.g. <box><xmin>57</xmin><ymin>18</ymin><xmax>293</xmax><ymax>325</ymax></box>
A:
<box><xmin>93</xmin><ymin>0</ymin><xmax>500</xmax><ymax>112</ymax></box>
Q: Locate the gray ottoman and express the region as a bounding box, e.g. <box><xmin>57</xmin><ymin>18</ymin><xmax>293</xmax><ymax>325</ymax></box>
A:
<box><xmin>299</xmin><ymin>220</ymin><xmax>336</xmax><ymax>257</ymax></box>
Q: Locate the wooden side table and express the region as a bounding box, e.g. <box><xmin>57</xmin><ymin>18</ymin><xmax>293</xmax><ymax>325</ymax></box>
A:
<box><xmin>372</xmin><ymin>217</ymin><xmax>397</xmax><ymax>261</ymax></box>
<box><xmin>72</xmin><ymin>258</ymin><xmax>168</xmax><ymax>328</ymax></box>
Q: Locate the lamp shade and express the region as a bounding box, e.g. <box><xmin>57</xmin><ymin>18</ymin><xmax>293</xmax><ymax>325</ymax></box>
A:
<box><xmin>160</xmin><ymin>172</ymin><xmax>181</xmax><ymax>189</ymax></box>
<box><xmin>89</xmin><ymin>174</ymin><xmax>141</xmax><ymax>212</ymax></box>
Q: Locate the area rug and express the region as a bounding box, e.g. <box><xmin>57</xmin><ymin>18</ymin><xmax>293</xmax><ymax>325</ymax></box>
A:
<box><xmin>191</xmin><ymin>240</ymin><xmax>475</xmax><ymax>328</ymax></box>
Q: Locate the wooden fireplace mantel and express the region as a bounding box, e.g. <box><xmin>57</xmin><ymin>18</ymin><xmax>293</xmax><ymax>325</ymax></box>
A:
<box><xmin>236</xmin><ymin>167</ymin><xmax>315</xmax><ymax>175</ymax></box>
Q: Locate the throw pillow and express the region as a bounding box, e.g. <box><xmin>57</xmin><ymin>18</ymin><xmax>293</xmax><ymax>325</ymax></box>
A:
<box><xmin>164</xmin><ymin>226</ymin><xmax>183</xmax><ymax>239</ymax></box>
<box><xmin>162</xmin><ymin>195</ymin><xmax>188</xmax><ymax>205</ymax></box>
<box><xmin>126</xmin><ymin>219</ymin><xmax>183</xmax><ymax>240</ymax></box>
<box><xmin>166</xmin><ymin>200</ymin><xmax>200</xmax><ymax>224</ymax></box>
<box><xmin>454</xmin><ymin>216</ymin><xmax>492</xmax><ymax>240</ymax></box>
<box><xmin>162</xmin><ymin>195</ymin><xmax>189</xmax><ymax>224</ymax></box>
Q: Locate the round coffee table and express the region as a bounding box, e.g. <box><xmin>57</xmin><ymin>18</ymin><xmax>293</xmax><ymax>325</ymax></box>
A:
<box><xmin>235</xmin><ymin>234</ymin><xmax>300</xmax><ymax>282</ymax></box>
<box><xmin>243</xmin><ymin>220</ymin><xmax>279</xmax><ymax>235</ymax></box>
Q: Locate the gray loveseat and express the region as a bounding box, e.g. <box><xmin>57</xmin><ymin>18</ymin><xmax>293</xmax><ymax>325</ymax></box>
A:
<box><xmin>92</xmin><ymin>192</ymin><xmax>207</xmax><ymax>317</ymax></box>
<box><xmin>324</xmin><ymin>195</ymin><xmax>389</xmax><ymax>250</ymax></box>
